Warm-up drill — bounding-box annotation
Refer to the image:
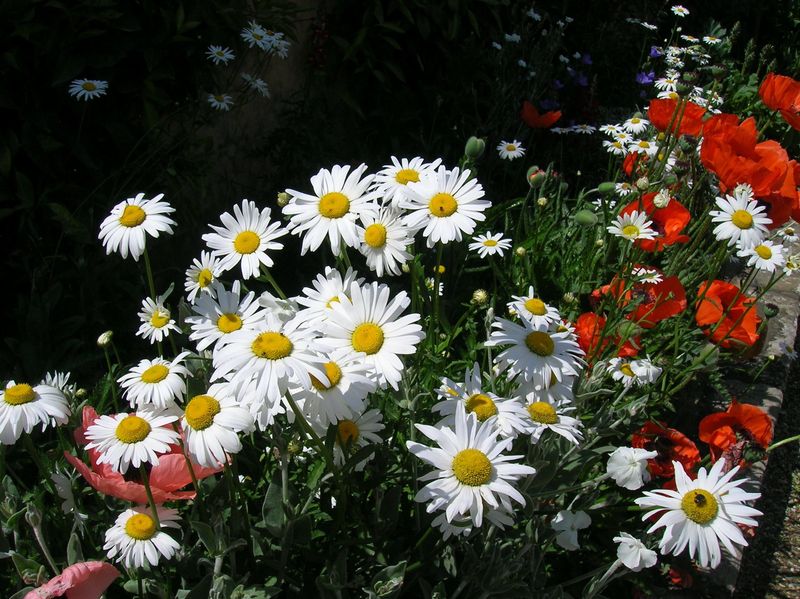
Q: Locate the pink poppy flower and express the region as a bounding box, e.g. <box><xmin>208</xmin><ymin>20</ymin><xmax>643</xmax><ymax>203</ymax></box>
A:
<box><xmin>24</xmin><ymin>561</ymin><xmax>119</xmax><ymax>599</ymax></box>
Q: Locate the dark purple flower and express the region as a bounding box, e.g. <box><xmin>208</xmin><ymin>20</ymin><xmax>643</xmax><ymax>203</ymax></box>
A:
<box><xmin>575</xmin><ymin>72</ymin><xmax>589</xmax><ymax>87</ymax></box>
<box><xmin>636</xmin><ymin>70</ymin><xmax>655</xmax><ymax>85</ymax></box>
<box><xmin>650</xmin><ymin>45</ymin><xmax>664</xmax><ymax>58</ymax></box>
<box><xmin>581</xmin><ymin>53</ymin><xmax>592</xmax><ymax>65</ymax></box>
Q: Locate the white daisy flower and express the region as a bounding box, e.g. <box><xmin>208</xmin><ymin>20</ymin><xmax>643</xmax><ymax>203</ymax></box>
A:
<box><xmin>497</xmin><ymin>140</ymin><xmax>525</xmax><ymax>160</ymax></box>
<box><xmin>606</xmin><ymin>357</ymin><xmax>662</xmax><ymax>387</ymax></box>
<box><xmin>432</xmin><ymin>506</ymin><xmax>515</xmax><ymax>540</ymax></box>
<box><xmin>504</xmin><ymin>32</ymin><xmax>520</xmax><ymax>42</ymax></box>
<box><xmin>627</xmin><ymin>139</ymin><xmax>659</xmax><ymax>156</ymax></box>
<box><xmin>407</xmin><ymin>404</ymin><xmax>536</xmax><ymax>527</ymax></box>
<box><xmin>118</xmin><ymin>352</ymin><xmax>191</xmax><ymax>409</ymax></box>
<box><xmin>291</xmin><ymin>350</ymin><xmax>377</xmax><ymax>427</ymax></box>
<box><xmin>551</xmin><ymin>510</ymin><xmax>591</xmax><ymax>550</ymax></box>
<box><xmin>508</xmin><ymin>286</ymin><xmax>561</xmax><ymax>328</ymax></box>
<box><xmin>524</xmin><ymin>400</ymin><xmax>583</xmax><ymax>445</ymax></box>
<box><xmin>779</xmin><ymin>341</ymin><xmax>798</xmax><ymax>360</ymax></box>
<box><xmin>84</xmin><ymin>408</ymin><xmax>180</xmax><ymax>474</ymax></box>
<box><xmin>710</xmin><ymin>193</ymin><xmax>772</xmax><ymax>248</ymax></box>
<box><xmin>240</xmin><ymin>21</ymin><xmax>268</xmax><ymax>48</ymax></box>
<box><xmin>186</xmin><ymin>280</ymin><xmax>264</xmax><ymax>353</ymax></box>
<box><xmin>571</xmin><ymin>124</ymin><xmax>597</xmax><ymax>134</ymax></box>
<box><xmin>657</xmin><ymin>90</ymin><xmax>681</xmax><ymax>100</ymax></box>
<box><xmin>671</xmin><ymin>5</ymin><xmax>689</xmax><ymax>17</ymax></box>
<box><xmin>68</xmin><ymin>79</ymin><xmax>108</xmax><ymax>101</ymax></box>
<box><xmin>614</xmin><ymin>533</ymin><xmax>658</xmax><ymax>571</ymax></box>
<box><xmin>104</xmin><ymin>507</ymin><xmax>181</xmax><ymax>568</ymax></box>
<box><xmin>40</xmin><ymin>371</ymin><xmax>77</xmax><ymax>399</ymax></box>
<box><xmin>433</xmin><ymin>363</ymin><xmax>529</xmax><ymax>441</ymax></box>
<box><xmin>136</xmin><ymin>293</ymin><xmax>181</xmax><ymax>345</ymax></box>
<box><xmin>603</xmin><ymin>139</ymin><xmax>627</xmax><ymax>155</ymax></box>
<box><xmin>469</xmin><ymin>232</ymin><xmax>512</xmax><ymax>258</ymax></box>
<box><xmin>776</xmin><ymin>222</ymin><xmax>799</xmax><ymax>244</ymax></box>
<box><xmin>0</xmin><ymin>381</ymin><xmax>70</xmax><ymax>445</ymax></box>
<box><xmin>607</xmin><ymin>446</ymin><xmax>658</xmax><ymax>490</ymax></box>
<box><xmin>206</xmin><ymin>45</ymin><xmax>235</xmax><ymax>65</ymax></box>
<box><xmin>600</xmin><ymin>124</ymin><xmax>622</xmax><ymax>136</ymax></box>
<box><xmin>486</xmin><ymin>317</ymin><xmax>584</xmax><ymax>388</ymax></box>
<box><xmin>703</xmin><ymin>35</ymin><xmax>722</xmax><ymax>45</ymax></box>
<box><xmin>212</xmin><ymin>312</ymin><xmax>327</xmax><ymax>405</ymax></box>
<box><xmin>283</xmin><ymin>164</ymin><xmax>380</xmax><ymax>255</ymax></box>
<box><xmin>98</xmin><ymin>193</ymin><xmax>176</xmax><ymax>262</ymax></box>
<box><xmin>203</xmin><ymin>199</ymin><xmax>288</xmax><ymax>280</ymax></box>
<box><xmin>319</xmin><ymin>408</ymin><xmax>385</xmax><ymax>470</ymax></box>
<box><xmin>184</xmin><ymin>251</ymin><xmax>222</xmax><ymax>303</ymax></box>
<box><xmin>373</xmin><ymin>156</ymin><xmax>442</xmax><ymax>208</ymax></box>
<box><xmin>654</xmin><ymin>76</ymin><xmax>679</xmax><ymax>92</ymax></box>
<box><xmin>241</xmin><ymin>73</ymin><xmax>270</xmax><ymax>97</ymax></box>
<box><xmin>181</xmin><ymin>383</ymin><xmax>254</xmax><ymax>467</ymax></box>
<box><xmin>607</xmin><ymin>210</ymin><xmax>657</xmax><ymax>241</ymax></box>
<box><xmin>319</xmin><ymin>281</ymin><xmax>425</xmax><ymax>390</ymax></box>
<box><xmin>615</xmin><ymin>182</ymin><xmax>635</xmax><ymax>196</ymax></box>
<box><xmin>738</xmin><ymin>240</ymin><xmax>786</xmax><ymax>273</ymax></box>
<box><xmin>425</xmin><ymin>277</ymin><xmax>443</xmax><ymax>297</ymax></box>
<box><xmin>515</xmin><ymin>374</ymin><xmax>576</xmax><ymax>407</ymax></box>
<box><xmin>401</xmin><ymin>166</ymin><xmax>491</xmax><ymax>247</ymax></box>
<box><xmin>630</xmin><ymin>266</ymin><xmax>663</xmax><ymax>284</ymax></box>
<box><xmin>294</xmin><ymin>267</ymin><xmax>364</xmax><ymax>331</ymax></box>
<box><xmin>207</xmin><ymin>93</ymin><xmax>234</xmax><ymax>111</ymax></box>
<box><xmin>635</xmin><ymin>460</ymin><xmax>762</xmax><ymax>568</ymax></box>
<box><xmin>527</xmin><ymin>9</ymin><xmax>541</xmax><ymax>20</ymax></box>
<box><xmin>357</xmin><ymin>207</ymin><xmax>414</xmax><ymax>277</ymax></box>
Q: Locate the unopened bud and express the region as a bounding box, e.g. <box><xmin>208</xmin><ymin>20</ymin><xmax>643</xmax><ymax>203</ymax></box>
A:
<box><xmin>75</xmin><ymin>388</ymin><xmax>87</xmax><ymax>400</ymax></box>
<box><xmin>764</xmin><ymin>303</ymin><xmax>779</xmax><ymax>318</ymax></box>
<box><xmin>537</xmin><ymin>196</ymin><xmax>548</xmax><ymax>207</ymax></box>
<box><xmin>97</xmin><ymin>330</ymin><xmax>113</xmax><ymax>348</ymax></box>
<box><xmin>515</xmin><ymin>246</ymin><xmax>527</xmax><ymax>257</ymax></box>
<box><xmin>465</xmin><ymin>136</ymin><xmax>485</xmax><ymax>159</ymax></box>
<box><xmin>653</xmin><ymin>188</ymin><xmax>671</xmax><ymax>208</ymax></box>
<box><xmin>471</xmin><ymin>289</ymin><xmax>489</xmax><ymax>306</ymax></box>
<box><xmin>562</xmin><ymin>292</ymin><xmax>577</xmax><ymax>304</ymax></box>
<box><xmin>595</xmin><ymin>239</ymin><xmax>604</xmax><ymax>248</ymax></box>
<box><xmin>573</xmin><ymin>209</ymin><xmax>598</xmax><ymax>226</ymax></box>
<box><xmin>598</xmin><ymin>181</ymin><xmax>616</xmax><ymax>194</ymax></box>
<box><xmin>401</xmin><ymin>263</ymin><xmax>410</xmax><ymax>273</ymax></box>
<box><xmin>635</xmin><ymin>176</ymin><xmax>649</xmax><ymax>191</ymax></box>
<box><xmin>25</xmin><ymin>504</ymin><xmax>42</xmax><ymax>528</ymax></box>
<box><xmin>527</xmin><ymin>166</ymin><xmax>546</xmax><ymax>188</ymax></box>
<box><xmin>277</xmin><ymin>192</ymin><xmax>290</xmax><ymax>207</ymax></box>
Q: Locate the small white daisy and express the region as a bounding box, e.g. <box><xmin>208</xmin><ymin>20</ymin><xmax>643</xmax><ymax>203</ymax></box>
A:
<box><xmin>401</xmin><ymin>166</ymin><xmax>491</xmax><ymax>248</ymax></box>
<box><xmin>357</xmin><ymin>207</ymin><xmax>414</xmax><ymax>277</ymax></box>
<box><xmin>407</xmin><ymin>404</ymin><xmax>536</xmax><ymax>527</ymax></box>
<box><xmin>671</xmin><ymin>5</ymin><xmax>690</xmax><ymax>17</ymax></box>
<box><xmin>184</xmin><ymin>251</ymin><xmax>222</xmax><ymax>303</ymax></box>
<box><xmin>738</xmin><ymin>240</ymin><xmax>786</xmax><ymax>272</ymax></box>
<box><xmin>654</xmin><ymin>76</ymin><xmax>679</xmax><ymax>92</ymax></box>
<box><xmin>497</xmin><ymin>140</ymin><xmax>526</xmax><ymax>160</ymax></box>
<box><xmin>40</xmin><ymin>371</ymin><xmax>77</xmax><ymax>399</ymax></box>
<box><xmin>508</xmin><ymin>286</ymin><xmax>561</xmax><ymax>328</ymax></box>
<box><xmin>294</xmin><ymin>267</ymin><xmax>364</xmax><ymax>331</ymax></box>
<box><xmin>283</xmin><ymin>164</ymin><xmax>380</xmax><ymax>255</ymax></box>
<box><xmin>504</xmin><ymin>32</ymin><xmax>521</xmax><ymax>43</ymax></box>
<box><xmin>703</xmin><ymin>35</ymin><xmax>722</xmax><ymax>45</ymax></box>
<box><xmin>603</xmin><ymin>139</ymin><xmax>627</xmax><ymax>155</ymax></box>
<box><xmin>524</xmin><ymin>400</ymin><xmax>583</xmax><ymax>445</ymax></box>
<box><xmin>181</xmin><ymin>383</ymin><xmax>254</xmax><ymax>467</ymax></box>
<box><xmin>136</xmin><ymin>293</ymin><xmax>181</xmax><ymax>345</ymax></box>
<box><xmin>104</xmin><ymin>506</ymin><xmax>181</xmax><ymax>568</ymax></box>
<box><xmin>84</xmin><ymin>408</ymin><xmax>180</xmax><ymax>474</ymax></box>
<box><xmin>98</xmin><ymin>193</ymin><xmax>176</xmax><ymax>262</ymax></box>
<box><xmin>635</xmin><ymin>460</ymin><xmax>762</xmax><ymax>569</ymax></box>
<box><xmin>372</xmin><ymin>156</ymin><xmax>442</xmax><ymax>208</ymax></box>
<box><xmin>0</xmin><ymin>381</ymin><xmax>70</xmax><ymax>445</ymax></box>
<box><xmin>630</xmin><ymin>266</ymin><xmax>663</xmax><ymax>284</ymax></box>
<box><xmin>600</xmin><ymin>124</ymin><xmax>622</xmax><ymax>135</ymax></box>
<box><xmin>241</xmin><ymin>73</ymin><xmax>270</xmax><ymax>97</ymax></box>
<box><xmin>202</xmin><ymin>199</ymin><xmax>288</xmax><ymax>279</ymax></box>
<box><xmin>627</xmin><ymin>139</ymin><xmax>659</xmax><ymax>156</ymax></box>
<box><xmin>571</xmin><ymin>124</ymin><xmax>597</xmax><ymax>134</ymax></box>
<box><xmin>615</xmin><ymin>182</ymin><xmax>635</xmax><ymax>196</ymax></box>
<box><xmin>468</xmin><ymin>232</ymin><xmax>512</xmax><ymax>258</ymax></box>
<box><xmin>776</xmin><ymin>222</ymin><xmax>799</xmax><ymax>244</ymax></box>
<box><xmin>207</xmin><ymin>93</ymin><xmax>234</xmax><ymax>111</ymax></box>
<box><xmin>606</xmin><ymin>357</ymin><xmax>662</xmax><ymax>387</ymax></box>
<box><xmin>68</xmin><ymin>79</ymin><xmax>108</xmax><ymax>101</ymax></box>
<box><xmin>206</xmin><ymin>45</ymin><xmax>235</xmax><ymax>65</ymax></box>
<box><xmin>320</xmin><ymin>408</ymin><xmax>385</xmax><ymax>470</ymax></box>
<box><xmin>710</xmin><ymin>193</ymin><xmax>772</xmax><ymax>248</ymax></box>
<box><xmin>240</xmin><ymin>21</ymin><xmax>268</xmax><ymax>48</ymax></box>
<box><xmin>187</xmin><ymin>280</ymin><xmax>264</xmax><ymax>353</ymax></box>
<box><xmin>607</xmin><ymin>210</ymin><xmax>658</xmax><ymax>241</ymax></box>
<box><xmin>118</xmin><ymin>352</ymin><xmax>191</xmax><ymax>409</ymax></box>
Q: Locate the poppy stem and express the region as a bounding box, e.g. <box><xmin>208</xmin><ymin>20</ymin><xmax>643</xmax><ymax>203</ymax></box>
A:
<box><xmin>139</xmin><ymin>465</ymin><xmax>160</xmax><ymax>528</ymax></box>
<box><xmin>766</xmin><ymin>433</ymin><xmax>800</xmax><ymax>452</ymax></box>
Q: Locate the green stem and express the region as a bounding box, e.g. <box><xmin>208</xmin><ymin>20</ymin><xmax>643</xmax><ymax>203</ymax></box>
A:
<box><xmin>142</xmin><ymin>248</ymin><xmax>158</xmax><ymax>300</ymax></box>
<box><xmin>766</xmin><ymin>434</ymin><xmax>800</xmax><ymax>452</ymax></box>
<box><xmin>262</xmin><ymin>267</ymin><xmax>287</xmax><ymax>300</ymax></box>
<box><xmin>284</xmin><ymin>391</ymin><xmax>336</xmax><ymax>475</ymax></box>
<box><xmin>139</xmin><ymin>465</ymin><xmax>160</xmax><ymax>528</ymax></box>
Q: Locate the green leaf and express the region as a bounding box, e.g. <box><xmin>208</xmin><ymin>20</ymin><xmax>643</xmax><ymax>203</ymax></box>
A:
<box><xmin>365</xmin><ymin>561</ymin><xmax>407</xmax><ymax>598</ymax></box>
<box><xmin>67</xmin><ymin>531</ymin><xmax>83</xmax><ymax>564</ymax></box>
<box><xmin>190</xmin><ymin>520</ymin><xmax>219</xmax><ymax>554</ymax></box>
<box><xmin>49</xmin><ymin>202</ymin><xmax>90</xmax><ymax>243</ymax></box>
<box><xmin>260</xmin><ymin>475</ymin><xmax>285</xmax><ymax>537</ymax></box>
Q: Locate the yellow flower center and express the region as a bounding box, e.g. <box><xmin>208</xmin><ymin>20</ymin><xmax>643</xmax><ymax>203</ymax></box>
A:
<box><xmin>217</xmin><ymin>312</ymin><xmax>243</xmax><ymax>333</ymax></box>
<box><xmin>150</xmin><ymin>310</ymin><xmax>170</xmax><ymax>328</ymax></box>
<box><xmin>395</xmin><ymin>168</ymin><xmax>420</xmax><ymax>185</ymax></box>
<box><xmin>680</xmin><ymin>489</ymin><xmax>719</xmax><ymax>524</ymax></box>
<box><xmin>4</xmin><ymin>384</ymin><xmax>36</xmax><ymax>405</ymax></box>
<box><xmin>620</xmin><ymin>363</ymin><xmax>635</xmax><ymax>377</ymax></box>
<box><xmin>505</xmin><ymin>144</ymin><xmax>516</xmax><ymax>151</ymax></box>
<box><xmin>233</xmin><ymin>230</ymin><xmax>260</xmax><ymax>254</ymax></box>
<box><xmin>140</xmin><ymin>364</ymin><xmax>169</xmax><ymax>384</ymax></box>
<box><xmin>124</xmin><ymin>513</ymin><xmax>157</xmax><ymax>540</ymax></box>
<box><xmin>311</xmin><ymin>362</ymin><xmax>343</xmax><ymax>391</ymax></box>
<box><xmin>452</xmin><ymin>448</ymin><xmax>492</xmax><ymax>486</ymax></box>
<box><xmin>251</xmin><ymin>332</ymin><xmax>293</xmax><ymax>360</ymax></box>
<box><xmin>119</xmin><ymin>205</ymin><xmax>146</xmax><ymax>227</ymax></box>
<box><xmin>483</xmin><ymin>239</ymin><xmax>498</xmax><ymax>247</ymax></box>
<box><xmin>82</xmin><ymin>81</ymin><xmax>97</xmax><ymax>91</ymax></box>
<box><xmin>364</xmin><ymin>223</ymin><xmax>388</xmax><ymax>248</ymax></box>
<box><xmin>197</xmin><ymin>268</ymin><xmax>213</xmax><ymax>288</ymax></box>
<box><xmin>524</xmin><ymin>298</ymin><xmax>547</xmax><ymax>316</ymax></box>
<box><xmin>253</xmin><ymin>32</ymin><xmax>263</xmax><ymax>40</ymax></box>
<box><xmin>336</xmin><ymin>420</ymin><xmax>360</xmax><ymax>446</ymax></box>
<box><xmin>631</xmin><ymin>118</ymin><xmax>641</xmax><ymax>124</ymax></box>
<box><xmin>435</xmin><ymin>265</ymin><xmax>446</xmax><ymax>274</ymax></box>
<box><xmin>524</xmin><ymin>331</ymin><xmax>554</xmax><ymax>356</ymax></box>
<box><xmin>637</xmin><ymin>141</ymin><xmax>651</xmax><ymax>149</ymax></box>
<box><xmin>428</xmin><ymin>193</ymin><xmax>458</xmax><ymax>217</ymax></box>
<box><xmin>318</xmin><ymin>192</ymin><xmax>350</xmax><ymax>218</ymax></box>
<box><xmin>115</xmin><ymin>415</ymin><xmax>152</xmax><ymax>443</ymax></box>
<box><xmin>184</xmin><ymin>394</ymin><xmax>221</xmax><ymax>430</ymax></box>
<box><xmin>754</xmin><ymin>244</ymin><xmax>772</xmax><ymax>260</ymax></box>
<box><xmin>622</xmin><ymin>224</ymin><xmax>640</xmax><ymax>237</ymax></box>
<box><xmin>464</xmin><ymin>393</ymin><xmax>498</xmax><ymax>421</ymax></box>
<box><xmin>325</xmin><ymin>296</ymin><xmax>340</xmax><ymax>309</ymax></box>
<box><xmin>351</xmin><ymin>323</ymin><xmax>384</xmax><ymax>355</ymax></box>
<box><xmin>731</xmin><ymin>210</ymin><xmax>753</xmax><ymax>229</ymax></box>
<box><xmin>526</xmin><ymin>401</ymin><xmax>558</xmax><ymax>424</ymax></box>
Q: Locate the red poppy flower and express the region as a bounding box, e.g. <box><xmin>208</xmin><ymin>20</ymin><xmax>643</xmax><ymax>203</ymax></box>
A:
<box><xmin>592</xmin><ymin>272</ymin><xmax>687</xmax><ymax>329</ymax></box>
<box><xmin>695</xmin><ymin>280</ymin><xmax>760</xmax><ymax>349</ymax></box>
<box><xmin>620</xmin><ymin>192</ymin><xmax>691</xmax><ymax>251</ymax></box>
<box><xmin>648</xmin><ymin>98</ymin><xmax>706</xmax><ymax>137</ymax></box>
<box><xmin>698</xmin><ymin>400</ymin><xmax>773</xmax><ymax>463</ymax></box>
<box><xmin>24</xmin><ymin>562</ymin><xmax>120</xmax><ymax>599</ymax></box>
<box><xmin>520</xmin><ymin>100</ymin><xmax>562</xmax><ymax>128</ymax></box>
<box><xmin>575</xmin><ymin>312</ymin><xmax>640</xmax><ymax>360</ymax></box>
<box><xmin>622</xmin><ymin>152</ymin><xmax>649</xmax><ymax>178</ymax></box>
<box><xmin>759</xmin><ymin>72</ymin><xmax>800</xmax><ymax>131</ymax></box>
<box><xmin>631</xmin><ymin>421</ymin><xmax>701</xmax><ymax>479</ymax></box>
<box><xmin>701</xmin><ymin>113</ymin><xmax>800</xmax><ymax>227</ymax></box>
<box><xmin>65</xmin><ymin>406</ymin><xmax>220</xmax><ymax>503</ymax></box>
<box><xmin>668</xmin><ymin>566</ymin><xmax>694</xmax><ymax>589</ymax></box>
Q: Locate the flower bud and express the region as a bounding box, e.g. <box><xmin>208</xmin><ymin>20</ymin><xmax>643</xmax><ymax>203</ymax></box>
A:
<box><xmin>276</xmin><ymin>192</ymin><xmax>290</xmax><ymax>207</ymax></box>
<box><xmin>537</xmin><ymin>196</ymin><xmax>548</xmax><ymax>207</ymax></box>
<box><xmin>75</xmin><ymin>388</ymin><xmax>88</xmax><ymax>400</ymax></box>
<box><xmin>515</xmin><ymin>246</ymin><xmax>527</xmax><ymax>257</ymax></box>
<box><xmin>764</xmin><ymin>303</ymin><xmax>779</xmax><ymax>318</ymax></box>
<box><xmin>595</xmin><ymin>239</ymin><xmax>604</xmax><ymax>248</ymax></box>
<box><xmin>464</xmin><ymin>136</ymin><xmax>485</xmax><ymax>159</ymax></box>
<box><xmin>562</xmin><ymin>292</ymin><xmax>576</xmax><ymax>304</ymax></box>
<box><xmin>653</xmin><ymin>188</ymin><xmax>671</xmax><ymax>208</ymax></box>
<box><xmin>471</xmin><ymin>289</ymin><xmax>489</xmax><ymax>306</ymax></box>
<box><xmin>25</xmin><ymin>504</ymin><xmax>42</xmax><ymax>528</ymax></box>
<box><xmin>573</xmin><ymin>209</ymin><xmax>598</xmax><ymax>226</ymax></box>
<box><xmin>527</xmin><ymin>166</ymin><xmax>546</xmax><ymax>188</ymax></box>
<box><xmin>97</xmin><ymin>330</ymin><xmax>113</xmax><ymax>348</ymax></box>
<box><xmin>597</xmin><ymin>181</ymin><xmax>616</xmax><ymax>194</ymax></box>
<box><xmin>635</xmin><ymin>176</ymin><xmax>650</xmax><ymax>191</ymax></box>
<box><xmin>434</xmin><ymin>265</ymin><xmax>446</xmax><ymax>274</ymax></box>
<box><xmin>401</xmin><ymin>263</ymin><xmax>410</xmax><ymax>273</ymax></box>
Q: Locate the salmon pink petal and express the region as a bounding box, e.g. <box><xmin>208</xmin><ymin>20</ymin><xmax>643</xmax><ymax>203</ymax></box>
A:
<box><xmin>148</xmin><ymin>454</ymin><xmax>221</xmax><ymax>491</ymax></box>
<box><xmin>25</xmin><ymin>561</ymin><xmax>119</xmax><ymax>599</ymax></box>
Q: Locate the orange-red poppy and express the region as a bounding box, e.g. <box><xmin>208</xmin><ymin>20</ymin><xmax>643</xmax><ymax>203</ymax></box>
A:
<box><xmin>698</xmin><ymin>400</ymin><xmax>773</xmax><ymax>463</ymax></box>
<box><xmin>592</xmin><ymin>272</ymin><xmax>687</xmax><ymax>329</ymax></box>
<box><xmin>631</xmin><ymin>421</ymin><xmax>701</xmax><ymax>479</ymax></box>
<box><xmin>520</xmin><ymin>100</ymin><xmax>562</xmax><ymax>128</ymax></box>
<box><xmin>574</xmin><ymin>312</ymin><xmax>640</xmax><ymax>360</ymax></box>
<box><xmin>620</xmin><ymin>192</ymin><xmax>691</xmax><ymax>251</ymax></box>
<box><xmin>648</xmin><ymin>97</ymin><xmax>706</xmax><ymax>137</ymax></box>
<box><xmin>622</xmin><ymin>152</ymin><xmax>649</xmax><ymax>178</ymax></box>
<box><xmin>695</xmin><ymin>280</ymin><xmax>760</xmax><ymax>349</ymax></box>
<box><xmin>759</xmin><ymin>72</ymin><xmax>800</xmax><ymax>131</ymax></box>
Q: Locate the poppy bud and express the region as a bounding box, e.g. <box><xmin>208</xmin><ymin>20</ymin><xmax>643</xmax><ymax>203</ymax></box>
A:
<box><xmin>598</xmin><ymin>181</ymin><xmax>616</xmax><ymax>194</ymax></box>
<box><xmin>277</xmin><ymin>192</ymin><xmax>290</xmax><ymax>207</ymax></box>
<box><xmin>464</xmin><ymin>136</ymin><xmax>485</xmax><ymax>159</ymax></box>
<box><xmin>573</xmin><ymin>209</ymin><xmax>598</xmax><ymax>226</ymax></box>
<box><xmin>527</xmin><ymin>166</ymin><xmax>546</xmax><ymax>188</ymax></box>
<box><xmin>764</xmin><ymin>303</ymin><xmax>779</xmax><ymax>318</ymax></box>
<box><xmin>636</xmin><ymin>176</ymin><xmax>650</xmax><ymax>191</ymax></box>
